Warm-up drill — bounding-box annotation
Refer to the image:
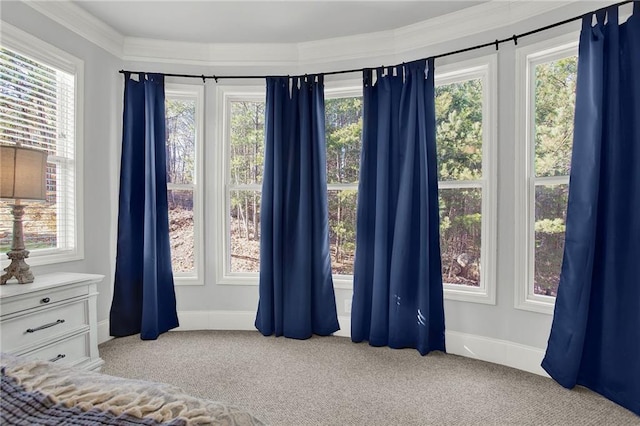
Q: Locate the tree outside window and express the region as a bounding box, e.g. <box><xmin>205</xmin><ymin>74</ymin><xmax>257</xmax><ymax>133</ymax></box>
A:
<box><xmin>532</xmin><ymin>56</ymin><xmax>577</xmax><ymax>297</ymax></box>
<box><xmin>436</xmin><ymin>78</ymin><xmax>484</xmax><ymax>288</ymax></box>
<box><xmin>228</xmin><ymin>101</ymin><xmax>264</xmax><ymax>273</ymax></box>
<box><xmin>165</xmin><ymin>86</ymin><xmax>202</xmax><ymax>281</ymax></box>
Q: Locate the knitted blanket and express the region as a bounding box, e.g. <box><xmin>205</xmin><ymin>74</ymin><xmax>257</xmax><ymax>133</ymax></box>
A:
<box><xmin>0</xmin><ymin>354</ymin><xmax>265</xmax><ymax>426</ymax></box>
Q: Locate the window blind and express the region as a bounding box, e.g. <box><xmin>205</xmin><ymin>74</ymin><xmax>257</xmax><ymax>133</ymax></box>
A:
<box><xmin>0</xmin><ymin>46</ymin><xmax>76</xmax><ymax>254</ymax></box>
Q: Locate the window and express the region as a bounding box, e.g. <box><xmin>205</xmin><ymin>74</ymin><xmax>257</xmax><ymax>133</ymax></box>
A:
<box><xmin>215</xmin><ymin>86</ymin><xmax>265</xmax><ymax>283</ymax></box>
<box><xmin>165</xmin><ymin>84</ymin><xmax>204</xmax><ymax>284</ymax></box>
<box><xmin>217</xmin><ymin>73</ymin><xmax>496</xmax><ymax>296</ymax></box>
<box><xmin>515</xmin><ymin>35</ymin><xmax>578</xmax><ymax>313</ymax></box>
<box><xmin>217</xmin><ymin>84</ymin><xmax>363</xmax><ymax>285</ymax></box>
<box><xmin>0</xmin><ymin>24</ymin><xmax>83</xmax><ymax>265</ymax></box>
<box><xmin>436</xmin><ymin>56</ymin><xmax>497</xmax><ymax>304</ymax></box>
<box><xmin>227</xmin><ymin>98</ymin><xmax>264</xmax><ymax>274</ymax></box>
<box><xmin>325</xmin><ymin>87</ymin><xmax>362</xmax><ymax>282</ymax></box>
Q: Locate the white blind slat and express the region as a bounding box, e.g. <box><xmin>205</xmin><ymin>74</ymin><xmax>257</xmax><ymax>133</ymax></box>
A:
<box><xmin>0</xmin><ymin>45</ymin><xmax>76</xmax><ymax>253</ymax></box>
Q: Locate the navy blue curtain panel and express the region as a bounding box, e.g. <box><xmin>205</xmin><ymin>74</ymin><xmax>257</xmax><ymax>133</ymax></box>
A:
<box><xmin>255</xmin><ymin>75</ymin><xmax>340</xmax><ymax>339</ymax></box>
<box><xmin>542</xmin><ymin>4</ymin><xmax>640</xmax><ymax>416</ymax></box>
<box><xmin>110</xmin><ymin>73</ymin><xmax>179</xmax><ymax>340</ymax></box>
<box><xmin>351</xmin><ymin>59</ymin><xmax>445</xmax><ymax>355</ymax></box>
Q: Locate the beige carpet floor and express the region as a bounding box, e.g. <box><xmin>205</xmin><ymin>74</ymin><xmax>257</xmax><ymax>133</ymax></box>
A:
<box><xmin>99</xmin><ymin>330</ymin><xmax>639</xmax><ymax>425</ymax></box>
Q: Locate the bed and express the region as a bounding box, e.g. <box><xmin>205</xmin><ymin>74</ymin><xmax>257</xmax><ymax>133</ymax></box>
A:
<box><xmin>0</xmin><ymin>353</ymin><xmax>265</xmax><ymax>425</ymax></box>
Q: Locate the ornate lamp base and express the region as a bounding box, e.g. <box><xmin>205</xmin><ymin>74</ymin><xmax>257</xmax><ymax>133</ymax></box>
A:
<box><xmin>1</xmin><ymin>204</ymin><xmax>34</xmax><ymax>285</ymax></box>
<box><xmin>1</xmin><ymin>252</ymin><xmax>34</xmax><ymax>284</ymax></box>
<box><xmin>1</xmin><ymin>249</ymin><xmax>34</xmax><ymax>285</ymax></box>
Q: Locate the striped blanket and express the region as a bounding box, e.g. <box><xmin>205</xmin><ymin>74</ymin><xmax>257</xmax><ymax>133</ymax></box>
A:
<box><xmin>0</xmin><ymin>354</ymin><xmax>265</xmax><ymax>426</ymax></box>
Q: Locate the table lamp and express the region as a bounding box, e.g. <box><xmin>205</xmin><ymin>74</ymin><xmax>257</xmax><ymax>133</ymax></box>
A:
<box><xmin>1</xmin><ymin>144</ymin><xmax>48</xmax><ymax>285</ymax></box>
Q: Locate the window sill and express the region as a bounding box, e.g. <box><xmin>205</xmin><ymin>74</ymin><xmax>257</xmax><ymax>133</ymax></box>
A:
<box><xmin>514</xmin><ymin>296</ymin><xmax>555</xmax><ymax>315</ymax></box>
<box><xmin>217</xmin><ymin>274</ymin><xmax>259</xmax><ymax>286</ymax></box>
<box><xmin>0</xmin><ymin>249</ymin><xmax>83</xmax><ymax>269</ymax></box>
<box><xmin>174</xmin><ymin>276</ymin><xmax>204</xmax><ymax>286</ymax></box>
<box><xmin>444</xmin><ymin>284</ymin><xmax>496</xmax><ymax>305</ymax></box>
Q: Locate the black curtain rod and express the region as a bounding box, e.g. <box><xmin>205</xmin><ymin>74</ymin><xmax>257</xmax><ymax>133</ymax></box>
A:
<box><xmin>119</xmin><ymin>0</ymin><xmax>632</xmax><ymax>81</ymax></box>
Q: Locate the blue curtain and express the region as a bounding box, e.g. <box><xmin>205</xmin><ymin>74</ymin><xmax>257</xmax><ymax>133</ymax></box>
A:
<box><xmin>255</xmin><ymin>75</ymin><xmax>340</xmax><ymax>339</ymax></box>
<box><xmin>351</xmin><ymin>59</ymin><xmax>445</xmax><ymax>355</ymax></box>
<box><xmin>110</xmin><ymin>73</ymin><xmax>179</xmax><ymax>340</ymax></box>
<box><xmin>542</xmin><ymin>4</ymin><xmax>639</xmax><ymax>416</ymax></box>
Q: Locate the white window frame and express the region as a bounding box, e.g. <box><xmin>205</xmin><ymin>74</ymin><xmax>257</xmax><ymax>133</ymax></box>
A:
<box><xmin>0</xmin><ymin>22</ymin><xmax>84</xmax><ymax>267</ymax></box>
<box><xmin>435</xmin><ymin>55</ymin><xmax>497</xmax><ymax>305</ymax></box>
<box><xmin>215</xmin><ymin>80</ymin><xmax>364</xmax><ymax>287</ymax></box>
<box><xmin>324</xmin><ymin>79</ymin><xmax>362</xmax><ymax>289</ymax></box>
<box><xmin>514</xmin><ymin>33</ymin><xmax>578</xmax><ymax>314</ymax></box>
<box><xmin>214</xmin><ymin>84</ymin><xmax>265</xmax><ymax>285</ymax></box>
<box><xmin>165</xmin><ymin>83</ymin><xmax>204</xmax><ymax>286</ymax></box>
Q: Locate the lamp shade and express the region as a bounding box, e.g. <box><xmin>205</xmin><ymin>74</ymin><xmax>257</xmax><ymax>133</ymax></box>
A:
<box><xmin>0</xmin><ymin>145</ymin><xmax>48</xmax><ymax>200</ymax></box>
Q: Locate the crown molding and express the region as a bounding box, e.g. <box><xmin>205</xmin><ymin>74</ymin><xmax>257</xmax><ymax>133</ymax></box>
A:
<box><xmin>395</xmin><ymin>1</ymin><xmax>573</xmax><ymax>55</ymax></box>
<box><xmin>297</xmin><ymin>29</ymin><xmax>397</xmax><ymax>68</ymax></box>
<box><xmin>22</xmin><ymin>0</ymin><xmax>124</xmax><ymax>58</ymax></box>
<box><xmin>21</xmin><ymin>0</ymin><xmax>611</xmax><ymax>70</ymax></box>
<box><xmin>123</xmin><ymin>37</ymin><xmax>298</xmax><ymax>67</ymax></box>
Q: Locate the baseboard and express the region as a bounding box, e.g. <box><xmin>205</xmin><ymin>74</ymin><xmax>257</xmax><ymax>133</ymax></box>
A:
<box><xmin>175</xmin><ymin>312</ymin><xmax>353</xmax><ymax>336</ymax></box>
<box><xmin>98</xmin><ymin>311</ymin><xmax>548</xmax><ymax>377</ymax></box>
<box><xmin>335</xmin><ymin>315</ymin><xmax>351</xmax><ymax>338</ymax></box>
<box><xmin>175</xmin><ymin>310</ymin><xmax>256</xmax><ymax>331</ymax></box>
<box><xmin>445</xmin><ymin>330</ymin><xmax>548</xmax><ymax>377</ymax></box>
<box><xmin>97</xmin><ymin>319</ymin><xmax>112</xmax><ymax>345</ymax></box>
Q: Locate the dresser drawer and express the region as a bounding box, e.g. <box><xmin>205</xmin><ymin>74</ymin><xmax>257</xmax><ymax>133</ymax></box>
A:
<box><xmin>1</xmin><ymin>300</ymin><xmax>88</xmax><ymax>353</ymax></box>
<box><xmin>20</xmin><ymin>332</ymin><xmax>90</xmax><ymax>367</ymax></box>
<box><xmin>1</xmin><ymin>285</ymin><xmax>88</xmax><ymax>317</ymax></box>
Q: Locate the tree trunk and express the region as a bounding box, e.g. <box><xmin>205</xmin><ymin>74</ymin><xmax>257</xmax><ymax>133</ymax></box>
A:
<box><xmin>252</xmin><ymin>106</ymin><xmax>260</xmax><ymax>240</ymax></box>
<box><xmin>243</xmin><ymin>196</ymin><xmax>250</xmax><ymax>241</ymax></box>
<box><xmin>252</xmin><ymin>192</ymin><xmax>258</xmax><ymax>241</ymax></box>
<box><xmin>330</xmin><ymin>194</ymin><xmax>341</xmax><ymax>265</ymax></box>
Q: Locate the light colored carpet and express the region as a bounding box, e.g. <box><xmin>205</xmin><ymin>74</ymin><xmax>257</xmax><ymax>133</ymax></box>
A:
<box><xmin>99</xmin><ymin>330</ymin><xmax>639</xmax><ymax>425</ymax></box>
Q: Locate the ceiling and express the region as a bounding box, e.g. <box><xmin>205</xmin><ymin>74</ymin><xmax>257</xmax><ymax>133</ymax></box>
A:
<box><xmin>71</xmin><ymin>1</ymin><xmax>487</xmax><ymax>44</ymax></box>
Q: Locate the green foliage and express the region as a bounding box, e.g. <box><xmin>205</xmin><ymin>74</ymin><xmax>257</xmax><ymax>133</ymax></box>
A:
<box><xmin>534</xmin><ymin>218</ymin><xmax>565</xmax><ymax>234</ymax></box>
<box><xmin>436</xmin><ymin>79</ymin><xmax>483</xmax><ymax>181</ymax></box>
<box><xmin>230</xmin><ymin>101</ymin><xmax>265</xmax><ymax>185</ymax></box>
<box><xmin>436</xmin><ymin>79</ymin><xmax>484</xmax><ymax>286</ymax></box>
<box><xmin>325</xmin><ymin>98</ymin><xmax>362</xmax><ymax>274</ymax></box>
<box><xmin>325</xmin><ymin>97</ymin><xmax>362</xmax><ymax>184</ymax></box>
<box><xmin>166</xmin><ymin>99</ymin><xmax>196</xmax><ymax>184</ymax></box>
<box><xmin>532</xmin><ymin>57</ymin><xmax>576</xmax><ymax>295</ymax></box>
<box><xmin>228</xmin><ymin>102</ymin><xmax>265</xmax><ymax>249</ymax></box>
<box><xmin>534</xmin><ymin>57</ymin><xmax>577</xmax><ymax>177</ymax></box>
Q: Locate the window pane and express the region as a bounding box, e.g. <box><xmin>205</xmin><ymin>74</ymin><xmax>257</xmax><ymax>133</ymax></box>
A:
<box><xmin>230</xmin><ymin>101</ymin><xmax>265</xmax><ymax>186</ymax></box>
<box><xmin>534</xmin><ymin>56</ymin><xmax>577</xmax><ymax>178</ymax></box>
<box><xmin>166</xmin><ymin>98</ymin><xmax>196</xmax><ymax>184</ymax></box>
<box><xmin>229</xmin><ymin>190</ymin><xmax>261</xmax><ymax>273</ymax></box>
<box><xmin>328</xmin><ymin>189</ymin><xmax>357</xmax><ymax>275</ymax></box>
<box><xmin>325</xmin><ymin>97</ymin><xmax>362</xmax><ymax>184</ymax></box>
<box><xmin>439</xmin><ymin>187</ymin><xmax>482</xmax><ymax>287</ymax></box>
<box><xmin>0</xmin><ymin>198</ymin><xmax>57</xmax><ymax>251</ymax></box>
<box><xmin>436</xmin><ymin>78</ymin><xmax>483</xmax><ymax>181</ymax></box>
<box><xmin>534</xmin><ymin>184</ymin><xmax>568</xmax><ymax>296</ymax></box>
<box><xmin>168</xmin><ymin>189</ymin><xmax>194</xmax><ymax>274</ymax></box>
<box><xmin>0</xmin><ymin>46</ymin><xmax>76</xmax><ymax>257</ymax></box>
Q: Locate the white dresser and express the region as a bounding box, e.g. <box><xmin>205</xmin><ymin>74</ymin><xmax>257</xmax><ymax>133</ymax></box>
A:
<box><xmin>0</xmin><ymin>272</ymin><xmax>104</xmax><ymax>371</ymax></box>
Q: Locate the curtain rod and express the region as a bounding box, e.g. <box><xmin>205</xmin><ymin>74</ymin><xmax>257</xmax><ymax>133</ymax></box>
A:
<box><xmin>119</xmin><ymin>0</ymin><xmax>632</xmax><ymax>81</ymax></box>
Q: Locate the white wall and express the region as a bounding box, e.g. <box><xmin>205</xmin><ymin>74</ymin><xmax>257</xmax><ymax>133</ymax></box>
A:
<box><xmin>1</xmin><ymin>2</ymin><xmax>123</xmax><ymax>323</ymax></box>
<box><xmin>2</xmin><ymin>0</ymin><xmax>621</xmax><ymax>373</ymax></box>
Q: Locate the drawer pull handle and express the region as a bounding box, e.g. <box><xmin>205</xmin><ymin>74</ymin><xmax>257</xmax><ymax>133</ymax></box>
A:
<box><xmin>26</xmin><ymin>319</ymin><xmax>65</xmax><ymax>333</ymax></box>
<box><xmin>41</xmin><ymin>297</ymin><xmax>51</xmax><ymax>304</ymax></box>
<box><xmin>49</xmin><ymin>354</ymin><xmax>66</xmax><ymax>363</ymax></box>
